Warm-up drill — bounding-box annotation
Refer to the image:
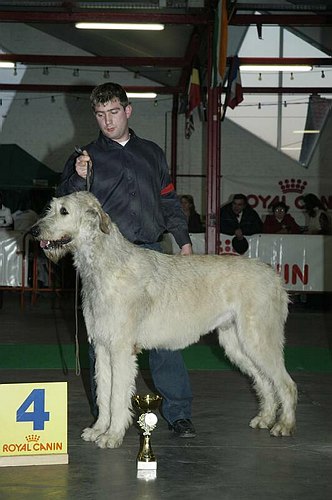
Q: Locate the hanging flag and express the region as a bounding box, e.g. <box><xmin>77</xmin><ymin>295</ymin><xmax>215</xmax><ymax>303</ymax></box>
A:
<box><xmin>300</xmin><ymin>94</ymin><xmax>332</xmax><ymax>167</ymax></box>
<box><xmin>185</xmin><ymin>62</ymin><xmax>201</xmax><ymax>139</ymax></box>
<box><xmin>187</xmin><ymin>65</ymin><xmax>201</xmax><ymax>115</ymax></box>
<box><xmin>221</xmin><ymin>55</ymin><xmax>244</xmax><ymax>121</ymax></box>
<box><xmin>212</xmin><ymin>0</ymin><xmax>228</xmax><ymax>87</ymax></box>
<box><xmin>185</xmin><ymin>114</ymin><xmax>195</xmax><ymax>139</ymax></box>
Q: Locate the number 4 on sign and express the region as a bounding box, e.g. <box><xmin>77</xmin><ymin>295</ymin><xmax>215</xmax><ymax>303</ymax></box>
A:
<box><xmin>16</xmin><ymin>389</ymin><xmax>50</xmax><ymax>431</ymax></box>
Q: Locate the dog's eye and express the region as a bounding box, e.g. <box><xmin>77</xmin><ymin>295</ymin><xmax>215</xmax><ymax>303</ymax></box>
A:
<box><xmin>60</xmin><ymin>207</ymin><xmax>69</xmax><ymax>215</ymax></box>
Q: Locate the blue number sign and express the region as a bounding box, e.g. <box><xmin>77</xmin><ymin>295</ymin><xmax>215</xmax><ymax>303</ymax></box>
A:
<box><xmin>16</xmin><ymin>389</ymin><xmax>50</xmax><ymax>431</ymax></box>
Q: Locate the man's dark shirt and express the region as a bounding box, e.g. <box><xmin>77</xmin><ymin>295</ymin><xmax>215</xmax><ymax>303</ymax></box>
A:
<box><xmin>220</xmin><ymin>202</ymin><xmax>263</xmax><ymax>235</ymax></box>
<box><xmin>57</xmin><ymin>130</ymin><xmax>191</xmax><ymax>248</ymax></box>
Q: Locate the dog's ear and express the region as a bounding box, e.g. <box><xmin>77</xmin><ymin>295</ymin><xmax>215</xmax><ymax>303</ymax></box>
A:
<box><xmin>98</xmin><ymin>210</ymin><xmax>111</xmax><ymax>234</ymax></box>
<box><xmin>86</xmin><ymin>206</ymin><xmax>111</xmax><ymax>234</ymax></box>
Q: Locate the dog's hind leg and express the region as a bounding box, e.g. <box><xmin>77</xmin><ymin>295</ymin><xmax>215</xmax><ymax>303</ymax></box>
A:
<box><xmin>95</xmin><ymin>346</ymin><xmax>138</xmax><ymax>449</ymax></box>
<box><xmin>217</xmin><ymin>325</ymin><xmax>279</xmax><ymax>431</ymax></box>
<box><xmin>81</xmin><ymin>343</ymin><xmax>112</xmax><ymax>443</ymax></box>
<box><xmin>269</xmin><ymin>373</ymin><xmax>297</xmax><ymax>437</ymax></box>
<box><xmin>247</xmin><ymin>350</ymin><xmax>297</xmax><ymax>436</ymax></box>
<box><xmin>234</xmin><ymin>319</ymin><xmax>297</xmax><ymax>437</ymax></box>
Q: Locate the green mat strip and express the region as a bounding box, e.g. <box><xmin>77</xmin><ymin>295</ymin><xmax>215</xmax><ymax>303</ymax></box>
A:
<box><xmin>0</xmin><ymin>344</ymin><xmax>331</xmax><ymax>372</ymax></box>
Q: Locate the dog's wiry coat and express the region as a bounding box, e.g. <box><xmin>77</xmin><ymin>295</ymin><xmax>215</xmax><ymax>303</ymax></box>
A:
<box><xmin>31</xmin><ymin>192</ymin><xmax>297</xmax><ymax>449</ymax></box>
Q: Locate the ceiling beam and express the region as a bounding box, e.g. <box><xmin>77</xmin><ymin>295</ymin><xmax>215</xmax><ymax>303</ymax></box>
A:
<box><xmin>1</xmin><ymin>84</ymin><xmax>331</xmax><ymax>95</ymax></box>
<box><xmin>0</xmin><ymin>10</ymin><xmax>209</xmax><ymax>25</ymax></box>
<box><xmin>2</xmin><ymin>8</ymin><xmax>329</xmax><ymax>27</ymax></box>
<box><xmin>238</xmin><ymin>57</ymin><xmax>332</xmax><ymax>66</ymax></box>
<box><xmin>0</xmin><ymin>54</ymin><xmax>187</xmax><ymax>68</ymax></box>
<box><xmin>0</xmin><ymin>84</ymin><xmax>179</xmax><ymax>95</ymax></box>
<box><xmin>1</xmin><ymin>55</ymin><xmax>330</xmax><ymax>68</ymax></box>
<box><xmin>236</xmin><ymin>2</ymin><xmax>328</xmax><ymax>12</ymax></box>
<box><xmin>240</xmin><ymin>87</ymin><xmax>332</xmax><ymax>94</ymax></box>
<box><xmin>230</xmin><ymin>14</ymin><xmax>332</xmax><ymax>27</ymax></box>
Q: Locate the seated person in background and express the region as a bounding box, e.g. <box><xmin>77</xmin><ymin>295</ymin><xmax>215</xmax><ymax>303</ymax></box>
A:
<box><xmin>0</xmin><ymin>192</ymin><xmax>13</xmax><ymax>228</ymax></box>
<box><xmin>12</xmin><ymin>207</ymin><xmax>38</xmax><ymax>231</ymax></box>
<box><xmin>220</xmin><ymin>194</ymin><xmax>263</xmax><ymax>255</ymax></box>
<box><xmin>180</xmin><ymin>194</ymin><xmax>204</xmax><ymax>233</ymax></box>
<box><xmin>263</xmin><ymin>201</ymin><xmax>301</xmax><ymax>234</ymax></box>
<box><xmin>220</xmin><ymin>193</ymin><xmax>263</xmax><ymax>237</ymax></box>
<box><xmin>302</xmin><ymin>193</ymin><xmax>332</xmax><ymax>235</ymax></box>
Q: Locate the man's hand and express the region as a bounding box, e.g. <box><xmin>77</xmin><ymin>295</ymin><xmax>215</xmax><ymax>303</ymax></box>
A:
<box><xmin>75</xmin><ymin>150</ymin><xmax>91</xmax><ymax>179</ymax></box>
<box><xmin>180</xmin><ymin>243</ymin><xmax>193</xmax><ymax>256</ymax></box>
<box><xmin>234</xmin><ymin>228</ymin><xmax>243</xmax><ymax>239</ymax></box>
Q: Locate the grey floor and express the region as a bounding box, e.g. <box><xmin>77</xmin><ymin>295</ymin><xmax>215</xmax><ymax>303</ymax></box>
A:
<box><xmin>0</xmin><ymin>291</ymin><xmax>332</xmax><ymax>500</ymax></box>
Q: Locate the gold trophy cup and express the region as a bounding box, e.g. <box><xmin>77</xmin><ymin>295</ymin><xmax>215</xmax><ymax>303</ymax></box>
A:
<box><xmin>132</xmin><ymin>394</ymin><xmax>162</xmax><ymax>476</ymax></box>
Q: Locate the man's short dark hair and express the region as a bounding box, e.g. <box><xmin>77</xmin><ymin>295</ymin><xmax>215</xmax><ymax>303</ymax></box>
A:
<box><xmin>232</xmin><ymin>194</ymin><xmax>248</xmax><ymax>204</ymax></box>
<box><xmin>90</xmin><ymin>82</ymin><xmax>129</xmax><ymax>110</ymax></box>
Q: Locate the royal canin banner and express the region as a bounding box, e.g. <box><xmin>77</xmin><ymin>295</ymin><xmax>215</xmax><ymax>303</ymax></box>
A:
<box><xmin>162</xmin><ymin>233</ymin><xmax>332</xmax><ymax>292</ymax></box>
<box><xmin>221</xmin><ymin>176</ymin><xmax>332</xmax><ymax>226</ymax></box>
<box><xmin>232</xmin><ymin>234</ymin><xmax>332</xmax><ymax>292</ymax></box>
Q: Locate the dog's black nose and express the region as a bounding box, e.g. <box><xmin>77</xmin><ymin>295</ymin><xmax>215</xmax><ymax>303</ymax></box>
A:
<box><xmin>30</xmin><ymin>225</ymin><xmax>40</xmax><ymax>237</ymax></box>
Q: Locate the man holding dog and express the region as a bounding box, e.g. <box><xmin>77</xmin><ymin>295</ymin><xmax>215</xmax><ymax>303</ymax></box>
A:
<box><xmin>57</xmin><ymin>82</ymin><xmax>196</xmax><ymax>438</ymax></box>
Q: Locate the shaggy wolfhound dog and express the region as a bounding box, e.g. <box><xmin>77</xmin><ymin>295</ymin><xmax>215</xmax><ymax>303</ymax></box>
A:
<box><xmin>31</xmin><ymin>192</ymin><xmax>297</xmax><ymax>449</ymax></box>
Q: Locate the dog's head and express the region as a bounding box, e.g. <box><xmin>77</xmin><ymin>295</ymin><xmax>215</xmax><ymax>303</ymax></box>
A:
<box><xmin>30</xmin><ymin>192</ymin><xmax>111</xmax><ymax>263</ymax></box>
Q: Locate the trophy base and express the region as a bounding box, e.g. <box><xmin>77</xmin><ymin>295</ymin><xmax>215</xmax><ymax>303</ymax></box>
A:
<box><xmin>137</xmin><ymin>460</ymin><xmax>157</xmax><ymax>470</ymax></box>
<box><xmin>137</xmin><ymin>469</ymin><xmax>157</xmax><ymax>480</ymax></box>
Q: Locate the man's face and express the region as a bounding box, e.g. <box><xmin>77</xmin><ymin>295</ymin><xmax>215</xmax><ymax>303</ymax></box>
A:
<box><xmin>94</xmin><ymin>98</ymin><xmax>132</xmax><ymax>142</ymax></box>
<box><xmin>232</xmin><ymin>199</ymin><xmax>246</xmax><ymax>215</ymax></box>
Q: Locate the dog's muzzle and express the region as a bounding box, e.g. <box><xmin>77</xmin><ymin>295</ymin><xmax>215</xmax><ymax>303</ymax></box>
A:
<box><xmin>30</xmin><ymin>224</ymin><xmax>72</xmax><ymax>250</ymax></box>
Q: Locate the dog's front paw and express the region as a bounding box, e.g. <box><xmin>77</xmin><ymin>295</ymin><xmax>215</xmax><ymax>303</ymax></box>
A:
<box><xmin>249</xmin><ymin>414</ymin><xmax>275</xmax><ymax>430</ymax></box>
<box><xmin>96</xmin><ymin>432</ymin><xmax>124</xmax><ymax>449</ymax></box>
<box><xmin>270</xmin><ymin>421</ymin><xmax>295</xmax><ymax>437</ymax></box>
<box><xmin>81</xmin><ymin>426</ymin><xmax>104</xmax><ymax>443</ymax></box>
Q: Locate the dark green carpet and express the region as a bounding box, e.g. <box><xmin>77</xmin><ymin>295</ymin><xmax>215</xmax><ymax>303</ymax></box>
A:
<box><xmin>1</xmin><ymin>344</ymin><xmax>331</xmax><ymax>372</ymax></box>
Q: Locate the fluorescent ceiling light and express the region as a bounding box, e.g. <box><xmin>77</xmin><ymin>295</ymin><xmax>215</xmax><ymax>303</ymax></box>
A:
<box><xmin>75</xmin><ymin>22</ymin><xmax>164</xmax><ymax>31</ymax></box>
<box><xmin>281</xmin><ymin>147</ymin><xmax>301</xmax><ymax>151</ymax></box>
<box><xmin>240</xmin><ymin>65</ymin><xmax>312</xmax><ymax>72</ymax></box>
<box><xmin>0</xmin><ymin>61</ymin><xmax>15</xmax><ymax>68</ymax></box>
<box><xmin>293</xmin><ymin>130</ymin><xmax>320</xmax><ymax>134</ymax></box>
<box><xmin>127</xmin><ymin>93</ymin><xmax>157</xmax><ymax>99</ymax></box>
